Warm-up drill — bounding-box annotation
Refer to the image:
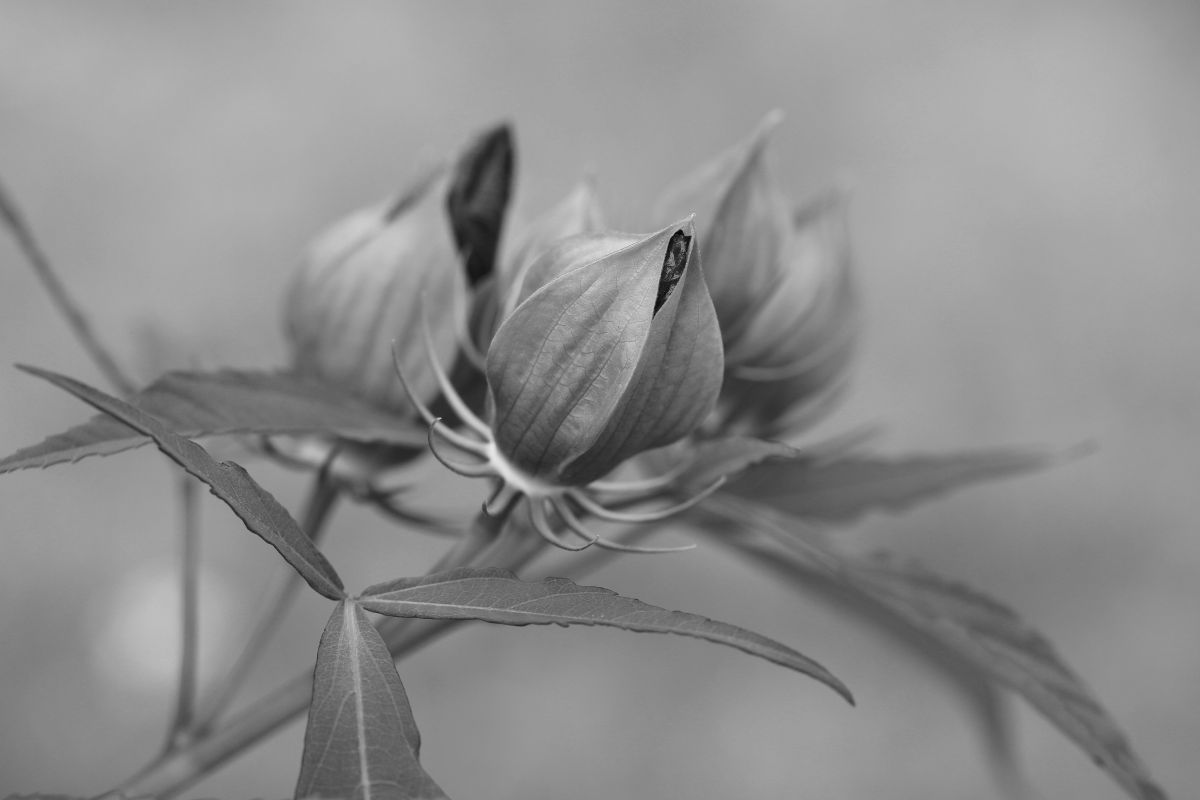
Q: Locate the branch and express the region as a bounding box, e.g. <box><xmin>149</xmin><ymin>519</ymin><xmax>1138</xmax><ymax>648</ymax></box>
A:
<box><xmin>0</xmin><ymin>177</ymin><xmax>136</xmax><ymax>395</ymax></box>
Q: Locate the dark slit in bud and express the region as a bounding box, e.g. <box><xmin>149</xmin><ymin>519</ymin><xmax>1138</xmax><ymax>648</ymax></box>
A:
<box><xmin>655</xmin><ymin>230</ymin><xmax>691</xmax><ymax>313</ymax></box>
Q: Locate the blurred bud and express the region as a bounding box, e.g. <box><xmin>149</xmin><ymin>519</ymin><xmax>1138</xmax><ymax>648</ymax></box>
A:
<box><xmin>657</xmin><ymin>112</ymin><xmax>858</xmax><ymax>437</ymax></box>
<box><xmin>476</xmin><ymin>178</ymin><xmax>607</xmax><ymax>346</ymax></box>
<box><xmin>486</xmin><ymin>219</ymin><xmax>723</xmax><ymax>486</ymax></box>
<box><xmin>284</xmin><ymin>124</ymin><xmax>514</xmax><ymax>416</ymax></box>
<box><xmin>503</xmin><ymin>179</ymin><xmax>605</xmax><ymax>300</ymax></box>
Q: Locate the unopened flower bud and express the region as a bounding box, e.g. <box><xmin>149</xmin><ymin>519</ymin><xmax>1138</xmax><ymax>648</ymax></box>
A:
<box><xmin>397</xmin><ymin>219</ymin><xmax>727</xmax><ymax>552</ymax></box>
<box><xmin>284</xmin><ymin>125</ymin><xmax>514</xmax><ymax>417</ymax></box>
<box><xmin>486</xmin><ymin>219</ymin><xmax>723</xmax><ymax>486</ymax></box>
<box><xmin>503</xmin><ymin>179</ymin><xmax>605</xmax><ymax>296</ymax></box>
<box><xmin>657</xmin><ymin>112</ymin><xmax>858</xmax><ymax>437</ymax></box>
<box><xmin>285</xmin><ymin>169</ymin><xmax>463</xmax><ymax>415</ymax></box>
<box><xmin>477</xmin><ymin>179</ymin><xmax>607</xmax><ymax>345</ymax></box>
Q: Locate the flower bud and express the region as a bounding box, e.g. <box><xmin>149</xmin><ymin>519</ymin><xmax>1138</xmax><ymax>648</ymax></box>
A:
<box><xmin>718</xmin><ymin>194</ymin><xmax>856</xmax><ymax>435</ymax></box>
<box><xmin>284</xmin><ymin>125</ymin><xmax>514</xmax><ymax>417</ymax></box>
<box><xmin>486</xmin><ymin>219</ymin><xmax>723</xmax><ymax>486</ymax></box>
<box><xmin>656</xmin><ymin>112</ymin><xmax>857</xmax><ymax>437</ymax></box>
<box><xmin>502</xmin><ymin>179</ymin><xmax>605</xmax><ymax>300</ymax></box>
<box><xmin>473</xmin><ymin>179</ymin><xmax>608</xmax><ymax>348</ymax></box>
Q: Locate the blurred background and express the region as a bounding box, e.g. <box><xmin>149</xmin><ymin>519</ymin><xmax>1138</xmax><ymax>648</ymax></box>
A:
<box><xmin>1</xmin><ymin>1</ymin><xmax>1198</xmax><ymax>798</ymax></box>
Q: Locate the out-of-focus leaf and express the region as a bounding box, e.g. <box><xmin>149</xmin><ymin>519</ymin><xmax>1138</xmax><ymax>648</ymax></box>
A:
<box><xmin>706</xmin><ymin>512</ymin><xmax>1022</xmax><ymax>791</ymax></box>
<box><xmin>296</xmin><ymin>601</ymin><xmax>448</xmax><ymax>800</ymax></box>
<box><xmin>677</xmin><ymin>436</ymin><xmax>798</xmax><ymax>487</ymax></box>
<box><xmin>726</xmin><ymin>449</ymin><xmax>1058</xmax><ymax>523</ymax></box>
<box><xmin>18</xmin><ymin>366</ymin><xmax>344</xmax><ymax>600</ymax></box>
<box><xmin>0</xmin><ymin>369</ymin><xmax>425</xmax><ymax>474</ymax></box>
<box><xmin>709</xmin><ymin>498</ymin><xmax>1167</xmax><ymax>800</ymax></box>
<box><xmin>359</xmin><ymin>566</ymin><xmax>852</xmax><ymax>704</ymax></box>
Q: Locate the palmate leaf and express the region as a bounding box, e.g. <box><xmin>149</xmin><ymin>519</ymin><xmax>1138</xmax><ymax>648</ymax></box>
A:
<box><xmin>0</xmin><ymin>369</ymin><xmax>425</xmax><ymax>473</ymax></box>
<box><xmin>723</xmin><ymin>446</ymin><xmax>1059</xmax><ymax>523</ymax></box>
<box><xmin>18</xmin><ymin>366</ymin><xmax>344</xmax><ymax>600</ymax></box>
<box><xmin>712</xmin><ymin>500</ymin><xmax>1167</xmax><ymax>800</ymax></box>
<box><xmin>359</xmin><ymin>566</ymin><xmax>852</xmax><ymax>704</ymax></box>
<box><xmin>767</xmin><ymin>550</ymin><xmax>1023</xmax><ymax>790</ymax></box>
<box><xmin>297</xmin><ymin>601</ymin><xmax>448</xmax><ymax>800</ymax></box>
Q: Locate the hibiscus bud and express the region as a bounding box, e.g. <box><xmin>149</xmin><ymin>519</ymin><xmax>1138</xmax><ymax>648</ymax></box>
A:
<box><xmin>470</xmin><ymin>179</ymin><xmax>608</xmax><ymax>349</ymax></box>
<box><xmin>719</xmin><ymin>193</ymin><xmax>857</xmax><ymax>435</ymax></box>
<box><xmin>504</xmin><ymin>178</ymin><xmax>605</xmax><ymax>295</ymax></box>
<box><xmin>485</xmin><ymin>219</ymin><xmax>723</xmax><ymax>486</ymax></box>
<box><xmin>656</xmin><ymin>112</ymin><xmax>858</xmax><ymax>436</ymax></box>
<box><xmin>284</xmin><ymin>124</ymin><xmax>514</xmax><ymax>416</ymax></box>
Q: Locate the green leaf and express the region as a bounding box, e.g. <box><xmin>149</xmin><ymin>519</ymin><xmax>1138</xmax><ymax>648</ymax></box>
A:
<box><xmin>717</xmin><ymin>504</ymin><xmax>1167</xmax><ymax>800</ymax></box>
<box><xmin>359</xmin><ymin>566</ymin><xmax>852</xmax><ymax>704</ymax></box>
<box><xmin>0</xmin><ymin>369</ymin><xmax>425</xmax><ymax>474</ymax></box>
<box><xmin>297</xmin><ymin>601</ymin><xmax>448</xmax><ymax>800</ymax></box>
<box><xmin>715</xmin><ymin>520</ymin><xmax>1023</xmax><ymax>789</ymax></box>
<box><xmin>18</xmin><ymin>366</ymin><xmax>345</xmax><ymax>601</ymax></box>
<box><xmin>725</xmin><ymin>448</ymin><xmax>1059</xmax><ymax>522</ymax></box>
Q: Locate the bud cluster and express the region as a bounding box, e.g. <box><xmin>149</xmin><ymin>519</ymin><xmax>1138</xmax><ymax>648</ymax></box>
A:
<box><xmin>283</xmin><ymin>114</ymin><xmax>857</xmax><ymax>550</ymax></box>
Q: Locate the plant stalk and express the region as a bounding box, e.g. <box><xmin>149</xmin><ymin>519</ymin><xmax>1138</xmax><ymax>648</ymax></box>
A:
<box><xmin>188</xmin><ymin>468</ymin><xmax>342</xmax><ymax>737</ymax></box>
<box><xmin>0</xmin><ymin>177</ymin><xmax>135</xmax><ymax>395</ymax></box>
<box><xmin>107</xmin><ymin>505</ymin><xmax>537</xmax><ymax>798</ymax></box>
<box><xmin>165</xmin><ymin>476</ymin><xmax>202</xmax><ymax>747</ymax></box>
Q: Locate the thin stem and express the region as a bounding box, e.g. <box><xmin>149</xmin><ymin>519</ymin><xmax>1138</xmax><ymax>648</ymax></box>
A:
<box><xmin>188</xmin><ymin>469</ymin><xmax>341</xmax><ymax>736</ymax></box>
<box><xmin>0</xmin><ymin>177</ymin><xmax>136</xmax><ymax>395</ymax></box>
<box><xmin>107</xmin><ymin>506</ymin><xmax>544</xmax><ymax>799</ymax></box>
<box><xmin>165</xmin><ymin>475</ymin><xmax>202</xmax><ymax>748</ymax></box>
<box><xmin>0</xmin><ymin>179</ymin><xmax>232</xmax><ymax>770</ymax></box>
<box><xmin>428</xmin><ymin>503</ymin><xmax>512</xmax><ymax>573</ymax></box>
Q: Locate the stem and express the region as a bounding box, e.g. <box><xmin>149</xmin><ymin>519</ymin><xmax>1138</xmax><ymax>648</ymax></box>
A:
<box><xmin>108</xmin><ymin>506</ymin><xmax>540</xmax><ymax>798</ymax></box>
<box><xmin>165</xmin><ymin>476</ymin><xmax>202</xmax><ymax>747</ymax></box>
<box><xmin>0</xmin><ymin>177</ymin><xmax>136</xmax><ymax>395</ymax></box>
<box><xmin>188</xmin><ymin>469</ymin><xmax>342</xmax><ymax>737</ymax></box>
